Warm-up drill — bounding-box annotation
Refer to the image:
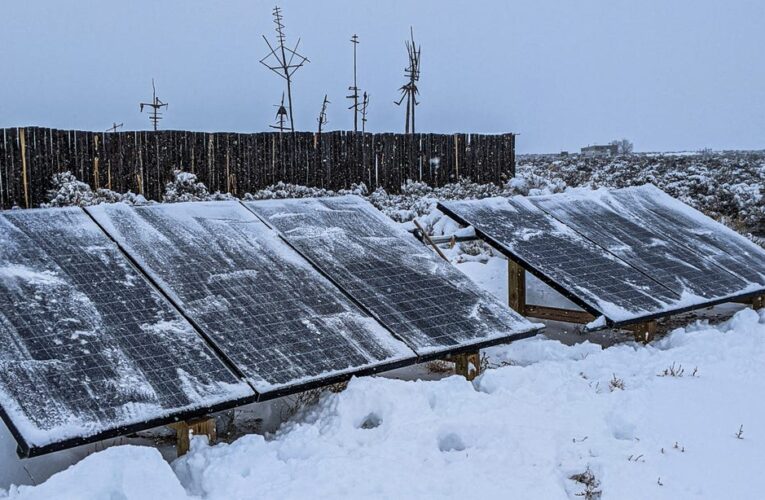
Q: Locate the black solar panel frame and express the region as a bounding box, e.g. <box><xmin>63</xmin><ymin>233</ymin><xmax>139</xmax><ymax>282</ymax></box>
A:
<box><xmin>1</xmin><ymin>392</ymin><xmax>256</xmax><ymax>459</ymax></box>
<box><xmin>438</xmin><ymin>199</ymin><xmax>765</xmax><ymax>328</ymax></box>
<box><xmin>243</xmin><ymin>200</ymin><xmax>541</xmax><ymax>360</ymax></box>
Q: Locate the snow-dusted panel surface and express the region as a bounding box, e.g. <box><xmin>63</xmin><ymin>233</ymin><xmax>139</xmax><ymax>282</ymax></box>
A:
<box><xmin>609</xmin><ymin>185</ymin><xmax>765</xmax><ymax>288</ymax></box>
<box><xmin>88</xmin><ymin>202</ymin><xmax>414</xmax><ymax>394</ymax></box>
<box><xmin>245</xmin><ymin>196</ymin><xmax>541</xmax><ymax>355</ymax></box>
<box><xmin>439</xmin><ymin>197</ymin><xmax>683</xmax><ymax>323</ymax></box>
<box><xmin>534</xmin><ymin>188</ymin><xmax>752</xmax><ymax>303</ymax></box>
<box><xmin>0</xmin><ymin>208</ymin><xmax>252</xmax><ymax>452</ymax></box>
<box><xmin>440</xmin><ymin>185</ymin><xmax>765</xmax><ymax>325</ymax></box>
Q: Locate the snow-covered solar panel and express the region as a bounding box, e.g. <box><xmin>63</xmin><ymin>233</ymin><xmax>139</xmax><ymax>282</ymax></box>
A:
<box><xmin>88</xmin><ymin>201</ymin><xmax>415</xmax><ymax>397</ymax></box>
<box><xmin>533</xmin><ymin>188</ymin><xmax>753</xmax><ymax>303</ymax></box>
<box><xmin>438</xmin><ymin>185</ymin><xmax>765</xmax><ymax>326</ymax></box>
<box><xmin>0</xmin><ymin>208</ymin><xmax>253</xmax><ymax>457</ymax></box>
<box><xmin>439</xmin><ymin>196</ymin><xmax>681</xmax><ymax>323</ymax></box>
<box><xmin>608</xmin><ymin>185</ymin><xmax>765</xmax><ymax>288</ymax></box>
<box><xmin>244</xmin><ymin>196</ymin><xmax>541</xmax><ymax>356</ymax></box>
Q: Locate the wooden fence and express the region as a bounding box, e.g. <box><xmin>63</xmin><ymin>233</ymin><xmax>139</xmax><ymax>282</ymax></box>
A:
<box><xmin>0</xmin><ymin>127</ymin><xmax>515</xmax><ymax>209</ymax></box>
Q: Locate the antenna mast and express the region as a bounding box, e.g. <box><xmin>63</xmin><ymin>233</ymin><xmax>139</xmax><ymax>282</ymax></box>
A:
<box><xmin>105</xmin><ymin>122</ymin><xmax>123</xmax><ymax>133</ymax></box>
<box><xmin>317</xmin><ymin>94</ymin><xmax>330</xmax><ymax>135</ymax></box>
<box><xmin>347</xmin><ymin>34</ymin><xmax>360</xmax><ymax>132</ymax></box>
<box><xmin>139</xmin><ymin>79</ymin><xmax>168</xmax><ymax>131</ymax></box>
<box><xmin>260</xmin><ymin>6</ymin><xmax>309</xmax><ymax>133</ymax></box>
<box><xmin>394</xmin><ymin>27</ymin><xmax>421</xmax><ymax>134</ymax></box>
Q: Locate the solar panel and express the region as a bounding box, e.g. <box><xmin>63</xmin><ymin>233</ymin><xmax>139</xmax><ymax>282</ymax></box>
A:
<box><xmin>438</xmin><ymin>196</ymin><xmax>683</xmax><ymax>324</ymax></box>
<box><xmin>244</xmin><ymin>196</ymin><xmax>541</xmax><ymax>356</ymax></box>
<box><xmin>87</xmin><ymin>201</ymin><xmax>415</xmax><ymax>396</ymax></box>
<box><xmin>533</xmin><ymin>189</ymin><xmax>750</xmax><ymax>303</ymax></box>
<box><xmin>609</xmin><ymin>185</ymin><xmax>765</xmax><ymax>289</ymax></box>
<box><xmin>439</xmin><ymin>186</ymin><xmax>765</xmax><ymax>326</ymax></box>
<box><xmin>0</xmin><ymin>208</ymin><xmax>253</xmax><ymax>457</ymax></box>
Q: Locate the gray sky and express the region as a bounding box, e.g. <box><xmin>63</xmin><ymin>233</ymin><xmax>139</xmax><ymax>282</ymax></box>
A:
<box><xmin>1</xmin><ymin>0</ymin><xmax>763</xmax><ymax>153</ymax></box>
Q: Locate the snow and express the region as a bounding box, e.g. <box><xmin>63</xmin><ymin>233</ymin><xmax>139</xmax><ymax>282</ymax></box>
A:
<box><xmin>585</xmin><ymin>315</ymin><xmax>608</xmax><ymax>331</ymax></box>
<box><xmin>3</xmin><ymin>446</ymin><xmax>187</xmax><ymax>500</ymax></box>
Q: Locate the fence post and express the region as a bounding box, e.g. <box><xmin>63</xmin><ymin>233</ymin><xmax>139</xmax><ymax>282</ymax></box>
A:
<box><xmin>19</xmin><ymin>128</ymin><xmax>29</xmax><ymax>208</ymax></box>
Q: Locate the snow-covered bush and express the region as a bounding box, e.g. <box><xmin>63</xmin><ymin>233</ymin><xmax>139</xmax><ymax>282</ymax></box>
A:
<box><xmin>243</xmin><ymin>181</ymin><xmax>368</xmax><ymax>200</ymax></box>
<box><xmin>162</xmin><ymin>170</ymin><xmax>232</xmax><ymax>203</ymax></box>
<box><xmin>517</xmin><ymin>151</ymin><xmax>765</xmax><ymax>235</ymax></box>
<box><xmin>43</xmin><ymin>171</ymin><xmax>147</xmax><ymax>207</ymax></box>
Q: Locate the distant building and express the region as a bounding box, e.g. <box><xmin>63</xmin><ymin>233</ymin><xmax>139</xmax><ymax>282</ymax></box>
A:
<box><xmin>581</xmin><ymin>144</ymin><xmax>619</xmax><ymax>157</ymax></box>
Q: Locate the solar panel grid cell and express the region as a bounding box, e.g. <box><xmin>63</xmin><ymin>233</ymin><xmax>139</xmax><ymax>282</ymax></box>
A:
<box><xmin>245</xmin><ymin>196</ymin><xmax>541</xmax><ymax>355</ymax></box>
<box><xmin>609</xmin><ymin>185</ymin><xmax>765</xmax><ymax>288</ymax></box>
<box><xmin>0</xmin><ymin>208</ymin><xmax>252</xmax><ymax>453</ymax></box>
<box><xmin>439</xmin><ymin>197</ymin><xmax>682</xmax><ymax>322</ymax></box>
<box><xmin>533</xmin><ymin>195</ymin><xmax>749</xmax><ymax>302</ymax></box>
<box><xmin>87</xmin><ymin>202</ymin><xmax>415</xmax><ymax>395</ymax></box>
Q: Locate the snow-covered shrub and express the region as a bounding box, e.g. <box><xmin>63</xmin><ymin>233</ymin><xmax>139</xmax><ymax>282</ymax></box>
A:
<box><xmin>243</xmin><ymin>181</ymin><xmax>368</xmax><ymax>200</ymax></box>
<box><xmin>162</xmin><ymin>170</ymin><xmax>232</xmax><ymax>203</ymax></box>
<box><xmin>43</xmin><ymin>171</ymin><xmax>147</xmax><ymax>207</ymax></box>
<box><xmin>517</xmin><ymin>151</ymin><xmax>765</xmax><ymax>236</ymax></box>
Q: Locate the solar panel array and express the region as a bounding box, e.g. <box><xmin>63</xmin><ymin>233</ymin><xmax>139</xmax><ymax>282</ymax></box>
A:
<box><xmin>87</xmin><ymin>202</ymin><xmax>415</xmax><ymax>395</ymax></box>
<box><xmin>439</xmin><ymin>185</ymin><xmax>765</xmax><ymax>326</ymax></box>
<box><xmin>1</xmin><ymin>198</ymin><xmax>542</xmax><ymax>456</ymax></box>
<box><xmin>245</xmin><ymin>196</ymin><xmax>541</xmax><ymax>356</ymax></box>
<box><xmin>0</xmin><ymin>208</ymin><xmax>254</xmax><ymax>456</ymax></box>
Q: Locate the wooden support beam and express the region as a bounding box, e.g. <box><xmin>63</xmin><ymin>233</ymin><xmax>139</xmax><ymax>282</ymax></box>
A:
<box><xmin>169</xmin><ymin>417</ymin><xmax>216</xmax><ymax>457</ymax></box>
<box><xmin>523</xmin><ymin>304</ymin><xmax>595</xmax><ymax>324</ymax></box>
<box><xmin>508</xmin><ymin>259</ymin><xmax>526</xmax><ymax>313</ymax></box>
<box><xmin>625</xmin><ymin>320</ymin><xmax>657</xmax><ymax>344</ymax></box>
<box><xmin>413</xmin><ymin>219</ymin><xmax>449</xmax><ymax>262</ymax></box>
<box><xmin>453</xmin><ymin>351</ymin><xmax>480</xmax><ymax>381</ymax></box>
<box><xmin>752</xmin><ymin>295</ymin><xmax>765</xmax><ymax>310</ymax></box>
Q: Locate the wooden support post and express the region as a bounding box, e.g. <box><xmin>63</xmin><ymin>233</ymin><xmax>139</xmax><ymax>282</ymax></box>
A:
<box><xmin>627</xmin><ymin>320</ymin><xmax>657</xmax><ymax>344</ymax></box>
<box><xmin>508</xmin><ymin>259</ymin><xmax>526</xmax><ymax>313</ymax></box>
<box><xmin>523</xmin><ymin>305</ymin><xmax>595</xmax><ymax>324</ymax></box>
<box><xmin>752</xmin><ymin>295</ymin><xmax>765</xmax><ymax>310</ymax></box>
<box><xmin>454</xmin><ymin>351</ymin><xmax>480</xmax><ymax>381</ymax></box>
<box><xmin>169</xmin><ymin>417</ymin><xmax>216</xmax><ymax>457</ymax></box>
<box><xmin>413</xmin><ymin>219</ymin><xmax>449</xmax><ymax>262</ymax></box>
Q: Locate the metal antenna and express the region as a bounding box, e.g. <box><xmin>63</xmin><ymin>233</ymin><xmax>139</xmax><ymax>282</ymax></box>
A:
<box><xmin>139</xmin><ymin>79</ymin><xmax>168</xmax><ymax>131</ymax></box>
<box><xmin>105</xmin><ymin>122</ymin><xmax>123</xmax><ymax>133</ymax></box>
<box><xmin>360</xmin><ymin>92</ymin><xmax>369</xmax><ymax>133</ymax></box>
<box><xmin>260</xmin><ymin>6</ymin><xmax>309</xmax><ymax>133</ymax></box>
<box><xmin>394</xmin><ymin>27</ymin><xmax>421</xmax><ymax>134</ymax></box>
<box><xmin>346</xmin><ymin>34</ymin><xmax>360</xmax><ymax>132</ymax></box>
<box><xmin>317</xmin><ymin>94</ymin><xmax>330</xmax><ymax>134</ymax></box>
<box><xmin>270</xmin><ymin>93</ymin><xmax>290</xmax><ymax>132</ymax></box>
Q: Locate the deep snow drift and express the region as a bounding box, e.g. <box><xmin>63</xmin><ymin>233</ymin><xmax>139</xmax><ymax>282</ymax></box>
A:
<box><xmin>3</xmin><ymin>303</ymin><xmax>765</xmax><ymax>499</ymax></box>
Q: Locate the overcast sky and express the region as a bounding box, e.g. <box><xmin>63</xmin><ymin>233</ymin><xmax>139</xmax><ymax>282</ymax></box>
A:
<box><xmin>1</xmin><ymin>1</ymin><xmax>763</xmax><ymax>153</ymax></box>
